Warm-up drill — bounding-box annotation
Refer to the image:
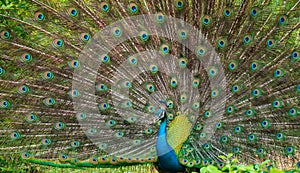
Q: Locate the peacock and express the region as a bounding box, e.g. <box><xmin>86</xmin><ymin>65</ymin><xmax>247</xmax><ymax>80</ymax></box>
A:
<box><xmin>0</xmin><ymin>0</ymin><xmax>299</xmax><ymax>172</ymax></box>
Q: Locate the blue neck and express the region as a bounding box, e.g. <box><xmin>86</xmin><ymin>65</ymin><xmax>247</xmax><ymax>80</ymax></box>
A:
<box><xmin>156</xmin><ymin>117</ymin><xmax>185</xmax><ymax>173</ymax></box>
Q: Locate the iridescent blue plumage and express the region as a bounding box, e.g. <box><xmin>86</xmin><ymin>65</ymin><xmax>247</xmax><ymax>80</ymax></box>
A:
<box><xmin>156</xmin><ymin>109</ymin><xmax>185</xmax><ymax>173</ymax></box>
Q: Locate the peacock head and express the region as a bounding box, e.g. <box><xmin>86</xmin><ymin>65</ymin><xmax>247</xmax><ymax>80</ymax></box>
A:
<box><xmin>154</xmin><ymin>100</ymin><xmax>169</xmax><ymax>123</ymax></box>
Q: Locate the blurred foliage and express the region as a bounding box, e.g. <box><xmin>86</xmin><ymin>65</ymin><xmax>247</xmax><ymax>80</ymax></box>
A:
<box><xmin>0</xmin><ymin>0</ymin><xmax>32</xmax><ymax>38</ymax></box>
<box><xmin>198</xmin><ymin>154</ymin><xmax>300</xmax><ymax>173</ymax></box>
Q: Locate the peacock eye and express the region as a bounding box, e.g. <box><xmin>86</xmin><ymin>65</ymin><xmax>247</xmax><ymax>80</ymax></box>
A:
<box><xmin>160</xmin><ymin>44</ymin><xmax>170</xmax><ymax>54</ymax></box>
<box><xmin>145</xmin><ymin>83</ymin><xmax>155</xmax><ymax>92</ymax></box>
<box><xmin>291</xmin><ymin>51</ymin><xmax>298</xmax><ymax>60</ymax></box>
<box><xmin>196</xmin><ymin>46</ymin><xmax>206</xmax><ymax>58</ymax></box>
<box><xmin>21</xmin><ymin>152</ymin><xmax>31</xmax><ymax>159</ymax></box>
<box><xmin>224</xmin><ymin>9</ymin><xmax>231</xmax><ymax>17</ymax></box>
<box><xmin>156</xmin><ymin>12</ymin><xmax>165</xmax><ymax>23</ymax></box>
<box><xmin>209</xmin><ymin>69</ymin><xmax>215</xmax><ymax>76</ymax></box>
<box><xmin>276</xmin><ymin>132</ymin><xmax>285</xmax><ymax>140</ymax></box>
<box><xmin>71</xmin><ymin>10</ymin><xmax>76</xmax><ymax>15</ymax></box>
<box><xmin>129</xmin><ymin>3</ymin><xmax>138</xmax><ymax>14</ymax></box>
<box><xmin>202</xmin><ymin>15</ymin><xmax>212</xmax><ymax>26</ymax></box>
<box><xmin>128</xmin><ymin>56</ymin><xmax>138</xmax><ymax>65</ymax></box>
<box><xmin>111</xmin><ymin>27</ymin><xmax>122</xmax><ymax>37</ymax></box>
<box><xmin>34</xmin><ymin>12</ymin><xmax>45</xmax><ymax>21</ymax></box>
<box><xmin>43</xmin><ymin>97</ymin><xmax>56</xmax><ymax>106</ymax></box>
<box><xmin>139</xmin><ymin>31</ymin><xmax>149</xmax><ymax>42</ymax></box>
<box><xmin>1</xmin><ymin>31</ymin><xmax>10</xmax><ymax>39</ymax></box>
<box><xmin>80</xmin><ymin>33</ymin><xmax>90</xmax><ymax>42</ymax></box>
<box><xmin>20</xmin><ymin>53</ymin><xmax>33</xmax><ymax>62</ymax></box>
<box><xmin>99</xmin><ymin>54</ymin><xmax>110</xmax><ymax>64</ymax></box>
<box><xmin>76</xmin><ymin>112</ymin><xmax>86</xmax><ymax>120</ymax></box>
<box><xmin>100</xmin><ymin>2</ymin><xmax>109</xmax><ymax>12</ymax></box>
<box><xmin>250</xmin><ymin>7</ymin><xmax>259</xmax><ymax>17</ymax></box>
<box><xmin>0</xmin><ymin>99</ymin><xmax>10</xmax><ymax>109</ymax></box>
<box><xmin>51</xmin><ymin>39</ymin><xmax>63</xmax><ymax>48</ymax></box>
<box><xmin>10</xmin><ymin>132</ymin><xmax>20</xmax><ymax>140</ymax></box>
<box><xmin>103</xmin><ymin>5</ymin><xmax>108</xmax><ymax>10</ymax></box>
<box><xmin>175</xmin><ymin>0</ymin><xmax>184</xmax><ymax>9</ymax></box>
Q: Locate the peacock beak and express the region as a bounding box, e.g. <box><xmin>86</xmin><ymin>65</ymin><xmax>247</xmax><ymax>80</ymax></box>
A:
<box><xmin>154</xmin><ymin>108</ymin><xmax>165</xmax><ymax>123</ymax></box>
<box><xmin>154</xmin><ymin>116</ymin><xmax>160</xmax><ymax>124</ymax></box>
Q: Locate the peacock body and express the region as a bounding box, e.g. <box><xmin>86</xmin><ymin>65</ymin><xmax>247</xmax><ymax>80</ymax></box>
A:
<box><xmin>0</xmin><ymin>0</ymin><xmax>299</xmax><ymax>172</ymax></box>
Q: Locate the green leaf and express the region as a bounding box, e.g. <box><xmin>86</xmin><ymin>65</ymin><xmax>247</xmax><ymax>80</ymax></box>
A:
<box><xmin>207</xmin><ymin>165</ymin><xmax>218</xmax><ymax>173</ymax></box>
<box><xmin>218</xmin><ymin>155</ymin><xmax>227</xmax><ymax>160</ymax></box>
<box><xmin>200</xmin><ymin>167</ymin><xmax>207</xmax><ymax>173</ymax></box>
<box><xmin>231</xmin><ymin>158</ymin><xmax>239</xmax><ymax>163</ymax></box>
<box><xmin>236</xmin><ymin>164</ymin><xmax>246</xmax><ymax>171</ymax></box>
<box><xmin>261</xmin><ymin>160</ymin><xmax>270</xmax><ymax>166</ymax></box>
<box><xmin>227</xmin><ymin>153</ymin><xmax>233</xmax><ymax>159</ymax></box>
<box><xmin>222</xmin><ymin>165</ymin><xmax>229</xmax><ymax>171</ymax></box>
<box><xmin>270</xmin><ymin>168</ymin><xmax>284</xmax><ymax>173</ymax></box>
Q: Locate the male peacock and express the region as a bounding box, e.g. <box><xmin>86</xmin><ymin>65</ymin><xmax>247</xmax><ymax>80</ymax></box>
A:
<box><xmin>0</xmin><ymin>0</ymin><xmax>299</xmax><ymax>173</ymax></box>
